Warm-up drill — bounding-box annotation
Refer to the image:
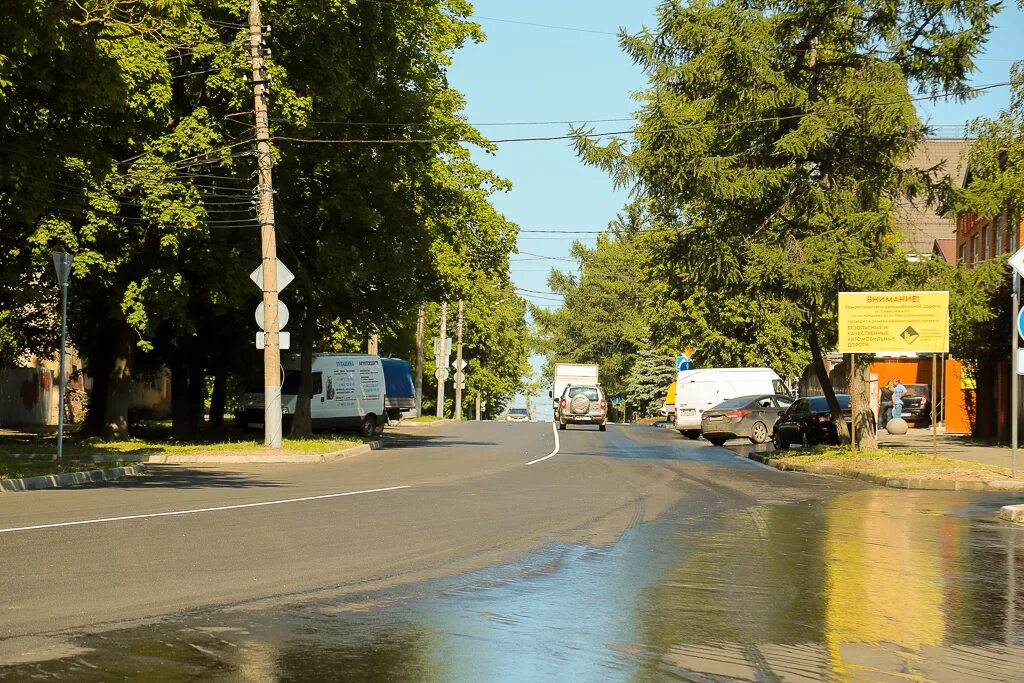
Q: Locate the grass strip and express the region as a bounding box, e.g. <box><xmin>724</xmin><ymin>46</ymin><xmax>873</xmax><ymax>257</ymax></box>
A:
<box><xmin>770</xmin><ymin>445</ymin><xmax>1014</xmax><ymax>481</ymax></box>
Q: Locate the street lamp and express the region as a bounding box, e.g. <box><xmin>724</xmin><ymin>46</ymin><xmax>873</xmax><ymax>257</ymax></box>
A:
<box><xmin>52</xmin><ymin>250</ymin><xmax>72</xmax><ymax>461</ymax></box>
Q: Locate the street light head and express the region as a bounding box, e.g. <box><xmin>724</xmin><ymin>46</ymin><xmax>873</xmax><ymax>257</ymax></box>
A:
<box><xmin>52</xmin><ymin>250</ymin><xmax>73</xmax><ymax>286</ymax></box>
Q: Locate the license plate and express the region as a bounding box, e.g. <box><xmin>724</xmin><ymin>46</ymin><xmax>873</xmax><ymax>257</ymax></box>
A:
<box><xmin>576</xmin><ymin>416</ymin><xmax>592</xmax><ymax>421</ymax></box>
<box><xmin>681</xmin><ymin>409</ymin><xmax>696</xmax><ymax>416</ymax></box>
<box><xmin>708</xmin><ymin>416</ymin><xmax>723</xmax><ymax>422</ymax></box>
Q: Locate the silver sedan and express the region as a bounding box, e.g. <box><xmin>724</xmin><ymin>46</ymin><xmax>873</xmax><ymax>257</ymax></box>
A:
<box><xmin>699</xmin><ymin>394</ymin><xmax>794</xmax><ymax>446</ymax></box>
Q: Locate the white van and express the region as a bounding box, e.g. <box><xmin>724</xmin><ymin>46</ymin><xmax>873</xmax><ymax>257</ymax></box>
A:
<box><xmin>673</xmin><ymin>368</ymin><xmax>785</xmax><ymax>438</ymax></box>
<box><xmin>236</xmin><ymin>353</ymin><xmax>387</xmax><ymax>437</ymax></box>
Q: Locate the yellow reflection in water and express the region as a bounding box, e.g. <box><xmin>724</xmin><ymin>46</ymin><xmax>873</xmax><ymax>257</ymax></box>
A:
<box><xmin>824</xmin><ymin>489</ymin><xmax>951</xmax><ymax>679</ymax></box>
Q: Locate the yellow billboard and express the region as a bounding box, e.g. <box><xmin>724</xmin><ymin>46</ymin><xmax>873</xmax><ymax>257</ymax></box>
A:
<box><xmin>838</xmin><ymin>291</ymin><xmax>949</xmax><ymax>353</ymax></box>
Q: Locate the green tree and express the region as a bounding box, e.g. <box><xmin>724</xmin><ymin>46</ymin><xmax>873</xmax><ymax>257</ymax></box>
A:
<box><xmin>576</xmin><ymin>0</ymin><xmax>997</xmax><ymax>446</ymax></box>
<box><xmin>625</xmin><ymin>348</ymin><xmax>677</xmax><ymax>418</ymax></box>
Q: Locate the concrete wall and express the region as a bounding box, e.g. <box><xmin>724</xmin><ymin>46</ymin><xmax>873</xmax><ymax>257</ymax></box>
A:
<box><xmin>0</xmin><ymin>367</ymin><xmax>58</xmax><ymax>427</ymax></box>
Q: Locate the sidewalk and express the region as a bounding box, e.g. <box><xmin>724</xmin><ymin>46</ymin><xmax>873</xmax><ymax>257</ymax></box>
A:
<box><xmin>877</xmin><ymin>425</ymin><xmax>1021</xmax><ymax>473</ymax></box>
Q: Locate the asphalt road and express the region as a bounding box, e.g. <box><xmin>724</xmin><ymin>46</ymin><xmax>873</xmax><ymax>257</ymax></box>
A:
<box><xmin>2</xmin><ymin>421</ymin><xmax>1022</xmax><ymax>681</ymax></box>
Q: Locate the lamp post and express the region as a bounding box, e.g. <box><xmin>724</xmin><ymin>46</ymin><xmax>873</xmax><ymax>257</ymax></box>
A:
<box><xmin>52</xmin><ymin>250</ymin><xmax>72</xmax><ymax>461</ymax></box>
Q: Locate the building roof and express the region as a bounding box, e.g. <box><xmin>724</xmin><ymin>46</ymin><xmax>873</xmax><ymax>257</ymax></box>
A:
<box><xmin>893</xmin><ymin>139</ymin><xmax>972</xmax><ymax>255</ymax></box>
<box><xmin>932</xmin><ymin>238</ymin><xmax>956</xmax><ymax>263</ymax></box>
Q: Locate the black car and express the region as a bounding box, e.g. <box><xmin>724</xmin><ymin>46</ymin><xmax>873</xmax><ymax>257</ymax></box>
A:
<box><xmin>898</xmin><ymin>383</ymin><xmax>931</xmax><ymax>426</ymax></box>
<box><xmin>700</xmin><ymin>394</ymin><xmax>795</xmax><ymax>446</ymax></box>
<box><xmin>772</xmin><ymin>394</ymin><xmax>851</xmax><ymax>449</ymax></box>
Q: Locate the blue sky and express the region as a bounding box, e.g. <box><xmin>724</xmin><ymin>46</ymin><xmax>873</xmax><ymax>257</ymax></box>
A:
<box><xmin>446</xmin><ymin>0</ymin><xmax>1023</xmax><ymax>406</ymax></box>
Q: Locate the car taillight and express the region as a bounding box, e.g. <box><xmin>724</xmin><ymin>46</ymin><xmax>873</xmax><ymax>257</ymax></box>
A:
<box><xmin>600</xmin><ymin>399</ymin><xmax>606</xmax><ymax>411</ymax></box>
<box><xmin>702</xmin><ymin>412</ymin><xmax>710</xmax><ymax>421</ymax></box>
<box><xmin>815</xmin><ymin>415</ymin><xmax>831</xmax><ymax>423</ymax></box>
<box><xmin>561</xmin><ymin>398</ymin><xmax>567</xmax><ymax>410</ymax></box>
<box><xmin>726</xmin><ymin>409</ymin><xmax>751</xmax><ymax>418</ymax></box>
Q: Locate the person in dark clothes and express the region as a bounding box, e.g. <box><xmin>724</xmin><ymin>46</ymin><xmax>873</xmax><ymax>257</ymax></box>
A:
<box><xmin>878</xmin><ymin>379</ymin><xmax>895</xmax><ymax>430</ymax></box>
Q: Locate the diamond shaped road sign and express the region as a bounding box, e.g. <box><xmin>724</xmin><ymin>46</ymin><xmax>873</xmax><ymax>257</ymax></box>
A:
<box><xmin>250</xmin><ymin>258</ymin><xmax>295</xmax><ymax>293</ymax></box>
<box><xmin>452</xmin><ymin>358</ymin><xmax>467</xmax><ymax>371</ymax></box>
<box><xmin>1010</xmin><ymin>246</ymin><xmax>1024</xmax><ymax>279</ymax></box>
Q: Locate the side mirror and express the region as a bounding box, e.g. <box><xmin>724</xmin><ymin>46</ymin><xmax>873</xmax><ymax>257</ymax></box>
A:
<box><xmin>548</xmin><ymin>390</ymin><xmax>552</xmax><ymax>398</ymax></box>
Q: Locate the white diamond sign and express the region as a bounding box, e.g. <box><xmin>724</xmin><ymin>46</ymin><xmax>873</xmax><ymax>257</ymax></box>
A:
<box><xmin>1010</xmin><ymin>247</ymin><xmax>1024</xmax><ymax>279</ymax></box>
<box><xmin>255</xmin><ymin>300</ymin><xmax>289</xmax><ymax>330</ymax></box>
<box><xmin>250</xmin><ymin>258</ymin><xmax>295</xmax><ymax>293</ymax></box>
<box><xmin>452</xmin><ymin>358</ymin><xmax>467</xmax><ymax>371</ymax></box>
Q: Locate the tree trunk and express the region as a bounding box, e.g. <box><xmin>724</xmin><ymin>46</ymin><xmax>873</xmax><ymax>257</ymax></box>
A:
<box><xmin>170</xmin><ymin>357</ymin><xmax>191</xmax><ymax>439</ymax></box>
<box><xmin>290</xmin><ymin>301</ymin><xmax>316</xmax><ymax>438</ymax></box>
<box><xmin>82</xmin><ymin>349</ymin><xmax>111</xmax><ymax>436</ymax></box>
<box><xmin>848</xmin><ymin>353</ymin><xmax>876</xmax><ymax>450</ymax></box>
<box><xmin>208</xmin><ymin>367</ymin><xmax>227</xmax><ymax>430</ymax></box>
<box><xmin>100</xmin><ymin>325</ymin><xmax>134</xmax><ymax>439</ymax></box>
<box><xmin>806</xmin><ymin>323</ymin><xmax>851</xmax><ymax>445</ymax></box>
<box><xmin>187</xmin><ymin>360</ymin><xmax>205</xmax><ymax>434</ymax></box>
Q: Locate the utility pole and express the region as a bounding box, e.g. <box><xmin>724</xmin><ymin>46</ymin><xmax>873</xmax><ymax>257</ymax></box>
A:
<box><xmin>52</xmin><ymin>250</ymin><xmax>72</xmax><ymax>461</ymax></box>
<box><xmin>455</xmin><ymin>300</ymin><xmax>464</xmax><ymax>421</ymax></box>
<box><xmin>367</xmin><ymin>333</ymin><xmax>378</xmax><ymax>355</ymax></box>
<box><xmin>248</xmin><ymin>0</ymin><xmax>281</xmax><ymax>448</ymax></box>
<box><xmin>475</xmin><ymin>393</ymin><xmax>481</xmax><ymax>421</ymax></box>
<box><xmin>436</xmin><ymin>302</ymin><xmax>447</xmax><ymax>418</ymax></box>
<box><xmin>414</xmin><ymin>305</ymin><xmax>425</xmax><ymax>415</ymax></box>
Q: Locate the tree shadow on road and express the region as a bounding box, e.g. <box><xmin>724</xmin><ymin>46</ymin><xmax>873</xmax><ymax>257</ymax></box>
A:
<box><xmin>78</xmin><ymin>465</ymin><xmax>288</xmax><ymax>490</ymax></box>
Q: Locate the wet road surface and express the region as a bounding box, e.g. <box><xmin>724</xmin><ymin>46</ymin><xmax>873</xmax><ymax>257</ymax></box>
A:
<box><xmin>2</xmin><ymin>422</ymin><xmax>1023</xmax><ymax>681</ymax></box>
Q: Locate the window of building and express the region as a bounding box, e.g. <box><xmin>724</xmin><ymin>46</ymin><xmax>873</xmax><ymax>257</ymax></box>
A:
<box><xmin>995</xmin><ymin>215</ymin><xmax>1004</xmax><ymax>256</ymax></box>
<box><xmin>989</xmin><ymin>223</ymin><xmax>997</xmax><ymax>259</ymax></box>
<box><xmin>972</xmin><ymin>234</ymin><xmax>980</xmax><ymax>264</ymax></box>
<box><xmin>959</xmin><ymin>243</ymin><xmax>966</xmax><ymax>263</ymax></box>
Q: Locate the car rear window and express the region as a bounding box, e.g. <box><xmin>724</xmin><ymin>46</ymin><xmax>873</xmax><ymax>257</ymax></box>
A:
<box><xmin>714</xmin><ymin>396</ymin><xmax>756</xmax><ymax>409</ymax></box>
<box><xmin>808</xmin><ymin>395</ymin><xmax>850</xmax><ymax>412</ymax></box>
<box><xmin>567</xmin><ymin>386</ymin><xmax>599</xmax><ymax>400</ymax></box>
<box><xmin>510</xmin><ymin>408</ymin><xmax>528</xmax><ymax>416</ymax></box>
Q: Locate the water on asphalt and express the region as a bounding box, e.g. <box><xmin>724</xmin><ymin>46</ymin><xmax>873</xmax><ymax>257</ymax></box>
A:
<box><xmin>3</xmin><ymin>425</ymin><xmax>1024</xmax><ymax>681</ymax></box>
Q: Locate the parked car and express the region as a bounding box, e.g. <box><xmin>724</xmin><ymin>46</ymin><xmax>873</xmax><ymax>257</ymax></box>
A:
<box><xmin>674</xmin><ymin>367</ymin><xmax>786</xmax><ymax>438</ymax></box>
<box><xmin>659</xmin><ymin>381</ymin><xmax>677</xmax><ymax>423</ymax></box>
<box><xmin>556</xmin><ymin>384</ymin><xmax>608</xmax><ymax>431</ymax></box>
<box><xmin>899</xmin><ymin>383</ymin><xmax>931</xmax><ymax>426</ymax></box>
<box><xmin>700</xmin><ymin>394</ymin><xmax>795</xmax><ymax>446</ymax></box>
<box><xmin>506</xmin><ymin>407</ymin><xmax>530</xmax><ymax>422</ymax></box>
<box><xmin>772</xmin><ymin>394</ymin><xmax>851</xmax><ymax>449</ymax></box>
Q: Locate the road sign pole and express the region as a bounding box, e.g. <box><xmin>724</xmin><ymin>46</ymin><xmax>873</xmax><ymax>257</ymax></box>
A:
<box><xmin>52</xmin><ymin>251</ymin><xmax>72</xmax><ymax>462</ymax></box>
<box><xmin>1013</xmin><ymin>272</ymin><xmax>1020</xmax><ymax>478</ymax></box>
<box><xmin>932</xmin><ymin>353</ymin><xmax>938</xmax><ymax>459</ymax></box>
<box><xmin>455</xmin><ymin>300</ymin><xmax>464</xmax><ymax>421</ymax></box>
<box><xmin>436</xmin><ymin>302</ymin><xmax>447</xmax><ymax>419</ymax></box>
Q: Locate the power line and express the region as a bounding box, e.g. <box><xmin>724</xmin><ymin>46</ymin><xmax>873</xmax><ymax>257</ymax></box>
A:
<box><xmin>358</xmin><ymin>0</ymin><xmax>619</xmax><ymax>36</ymax></box>
<box><xmin>270</xmin><ymin>81</ymin><xmax>1009</xmax><ymax>146</ymax></box>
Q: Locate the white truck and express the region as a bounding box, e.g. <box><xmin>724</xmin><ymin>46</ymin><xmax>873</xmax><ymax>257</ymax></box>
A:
<box><xmin>673</xmin><ymin>367</ymin><xmax>785</xmax><ymax>438</ymax></box>
<box><xmin>236</xmin><ymin>353</ymin><xmax>388</xmax><ymax>437</ymax></box>
<box><xmin>550</xmin><ymin>363</ymin><xmax>600</xmax><ymax>419</ymax></box>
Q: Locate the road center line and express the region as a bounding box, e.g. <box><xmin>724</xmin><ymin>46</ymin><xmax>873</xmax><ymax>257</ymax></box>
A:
<box><xmin>0</xmin><ymin>485</ymin><xmax>411</xmax><ymax>535</ymax></box>
<box><xmin>526</xmin><ymin>421</ymin><xmax>560</xmax><ymax>465</ymax></box>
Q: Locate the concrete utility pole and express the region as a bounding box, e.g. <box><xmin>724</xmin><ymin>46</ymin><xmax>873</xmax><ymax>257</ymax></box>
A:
<box><xmin>475</xmin><ymin>393</ymin><xmax>481</xmax><ymax>421</ymax></box>
<box><xmin>436</xmin><ymin>302</ymin><xmax>447</xmax><ymax>418</ymax></box>
<box><xmin>248</xmin><ymin>0</ymin><xmax>282</xmax><ymax>448</ymax></box>
<box><xmin>414</xmin><ymin>305</ymin><xmax>425</xmax><ymax>415</ymax></box>
<box><xmin>455</xmin><ymin>300</ymin><xmax>464</xmax><ymax>421</ymax></box>
<box><xmin>367</xmin><ymin>333</ymin><xmax>378</xmax><ymax>355</ymax></box>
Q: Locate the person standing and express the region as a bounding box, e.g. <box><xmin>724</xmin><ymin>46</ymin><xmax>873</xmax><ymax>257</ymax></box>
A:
<box><xmin>878</xmin><ymin>379</ymin><xmax>895</xmax><ymax>430</ymax></box>
<box><xmin>892</xmin><ymin>378</ymin><xmax>907</xmax><ymax>420</ymax></box>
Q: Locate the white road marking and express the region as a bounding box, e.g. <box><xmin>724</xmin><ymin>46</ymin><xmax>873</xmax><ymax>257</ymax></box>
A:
<box><xmin>526</xmin><ymin>421</ymin><xmax>560</xmax><ymax>465</ymax></box>
<box><xmin>0</xmin><ymin>485</ymin><xmax>410</xmax><ymax>535</ymax></box>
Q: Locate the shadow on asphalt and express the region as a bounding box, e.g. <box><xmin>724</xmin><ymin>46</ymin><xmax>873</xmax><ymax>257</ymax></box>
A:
<box><xmin>97</xmin><ymin>465</ymin><xmax>288</xmax><ymax>490</ymax></box>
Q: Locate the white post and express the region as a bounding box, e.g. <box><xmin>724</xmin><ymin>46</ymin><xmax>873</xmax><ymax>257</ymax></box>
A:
<box><xmin>1013</xmin><ymin>272</ymin><xmax>1020</xmax><ymax>478</ymax></box>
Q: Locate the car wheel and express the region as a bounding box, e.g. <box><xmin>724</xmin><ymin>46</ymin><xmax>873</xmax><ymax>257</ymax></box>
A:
<box><xmin>708</xmin><ymin>437</ymin><xmax>726</xmax><ymax>447</ymax></box>
<box><xmin>772</xmin><ymin>431</ymin><xmax>785</xmax><ymax>450</ymax></box>
<box><xmin>749</xmin><ymin>421</ymin><xmax>769</xmax><ymax>444</ymax></box>
<box><xmin>359</xmin><ymin>414</ymin><xmax>376</xmax><ymax>438</ymax></box>
<box><xmin>684</xmin><ymin>430</ymin><xmax>701</xmax><ymax>440</ymax></box>
<box><xmin>559</xmin><ymin>421</ymin><xmax>567</xmax><ymax>431</ymax></box>
<box><xmin>598</xmin><ymin>424</ymin><xmax>607</xmax><ymax>432</ymax></box>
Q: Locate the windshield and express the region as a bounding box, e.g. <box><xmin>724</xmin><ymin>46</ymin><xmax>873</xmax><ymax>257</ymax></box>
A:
<box><xmin>509</xmin><ymin>408</ymin><xmax>528</xmax><ymax>416</ymax></box>
<box><xmin>808</xmin><ymin>395</ymin><xmax>850</xmax><ymax>412</ymax></box>
<box><xmin>567</xmin><ymin>386</ymin><xmax>600</xmax><ymax>400</ymax></box>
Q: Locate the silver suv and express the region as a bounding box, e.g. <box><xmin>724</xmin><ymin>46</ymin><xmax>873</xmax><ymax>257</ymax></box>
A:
<box><xmin>557</xmin><ymin>384</ymin><xmax>608</xmax><ymax>432</ymax></box>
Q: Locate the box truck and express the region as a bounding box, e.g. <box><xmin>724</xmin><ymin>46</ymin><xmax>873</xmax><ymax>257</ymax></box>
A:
<box><xmin>550</xmin><ymin>363</ymin><xmax>600</xmax><ymax>419</ymax></box>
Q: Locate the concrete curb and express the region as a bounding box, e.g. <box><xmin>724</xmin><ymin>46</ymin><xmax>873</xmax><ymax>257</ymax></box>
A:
<box><xmin>0</xmin><ymin>464</ymin><xmax>148</xmax><ymax>492</ymax></box>
<box><xmin>142</xmin><ymin>439</ymin><xmax>384</xmax><ymax>464</ymax></box>
<box><xmin>743</xmin><ymin>452</ymin><xmax>1024</xmax><ymax>492</ymax></box>
<box><xmin>998</xmin><ymin>504</ymin><xmax>1024</xmax><ymax>524</ymax></box>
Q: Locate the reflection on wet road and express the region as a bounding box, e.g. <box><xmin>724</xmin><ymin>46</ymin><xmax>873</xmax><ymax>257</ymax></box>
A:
<box><xmin>3</xmin><ymin>424</ymin><xmax>1023</xmax><ymax>681</ymax></box>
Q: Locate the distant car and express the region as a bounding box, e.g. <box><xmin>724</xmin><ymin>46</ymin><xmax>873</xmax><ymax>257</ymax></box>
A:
<box><xmin>898</xmin><ymin>383</ymin><xmax>931</xmax><ymax>426</ymax></box>
<box><xmin>772</xmin><ymin>394</ymin><xmax>851</xmax><ymax>449</ymax></box>
<box><xmin>700</xmin><ymin>394</ymin><xmax>795</xmax><ymax>446</ymax></box>
<box><xmin>556</xmin><ymin>384</ymin><xmax>608</xmax><ymax>432</ymax></box>
<box><xmin>506</xmin><ymin>407</ymin><xmax>530</xmax><ymax>422</ymax></box>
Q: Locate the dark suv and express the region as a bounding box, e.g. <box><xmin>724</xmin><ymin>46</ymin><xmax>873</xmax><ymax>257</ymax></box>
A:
<box><xmin>557</xmin><ymin>384</ymin><xmax>608</xmax><ymax>431</ymax></box>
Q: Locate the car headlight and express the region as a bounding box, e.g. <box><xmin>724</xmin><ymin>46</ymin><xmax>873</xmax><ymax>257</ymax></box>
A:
<box><xmin>282</xmin><ymin>407</ymin><xmax>290</xmax><ymax>415</ymax></box>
